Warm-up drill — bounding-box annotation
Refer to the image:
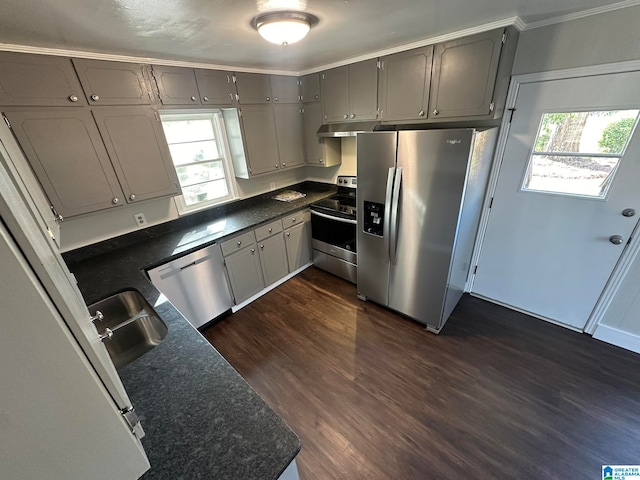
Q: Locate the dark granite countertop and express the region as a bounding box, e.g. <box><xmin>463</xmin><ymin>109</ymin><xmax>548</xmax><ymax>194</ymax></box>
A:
<box><xmin>64</xmin><ymin>181</ymin><xmax>336</xmax><ymax>479</ymax></box>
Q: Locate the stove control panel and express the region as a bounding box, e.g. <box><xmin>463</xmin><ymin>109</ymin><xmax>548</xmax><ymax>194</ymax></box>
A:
<box><xmin>337</xmin><ymin>176</ymin><xmax>357</xmax><ymax>189</ymax></box>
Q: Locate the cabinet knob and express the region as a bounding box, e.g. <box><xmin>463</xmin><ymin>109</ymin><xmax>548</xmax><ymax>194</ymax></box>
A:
<box><xmin>274</xmin><ymin>97</ymin><xmax>278</xmax><ymax>102</ymax></box>
<box><xmin>286</xmin><ymin>232</ymin><xmax>291</xmax><ymax>237</ymax></box>
<box><xmin>251</xmin><ymin>248</ymin><xmax>255</xmax><ymax>253</ymax></box>
<box><xmin>292</xmin><ymin>218</ymin><xmax>296</xmax><ymax>222</ymax></box>
<box><xmin>282</xmin><ymin>163</ymin><xmax>286</xmax><ymax>167</ymax></box>
<box><xmin>229</xmin><ymin>93</ymin><xmax>234</xmax><ymax>101</ymax></box>
<box><xmin>90</xmin><ymin>94</ymin><xmax>100</xmax><ymax>102</ymax></box>
<box><xmin>319</xmin><ymin>159</ymin><xmax>323</xmax><ymax>163</ymax></box>
<box><xmin>315</xmin><ymin>95</ymin><xmax>319</xmax><ymax>100</ymax></box>
<box><xmin>343</xmin><ymin>114</ymin><xmax>348</xmax><ymax>119</ymax></box>
<box><xmin>432</xmin><ymin>109</ymin><xmax>439</xmax><ymax>116</ymax></box>
<box><xmin>350</xmin><ymin>113</ymin><xmax>355</xmax><ymax>119</ymax></box>
<box><xmin>203</xmin><ymin>96</ymin><xmax>209</xmax><ymax>102</ymax></box>
<box><xmin>268</xmin><ymin>228</ymin><xmax>272</xmax><ymax>233</ymax></box>
<box><xmin>266</xmin><ymin>97</ymin><xmax>271</xmax><ymax>102</ymax></box>
<box><xmin>68</xmin><ymin>95</ymin><xmax>79</xmax><ymax>102</ymax></box>
<box><xmin>275</xmin><ymin>164</ymin><xmax>279</xmax><ymax>168</ymax></box>
<box><xmin>191</xmin><ymin>96</ymin><xmax>197</xmax><ymax>102</ymax></box>
<box><xmin>260</xmin><ymin>244</ymin><xmax>264</xmax><ymax>249</ymax></box>
<box><xmin>419</xmin><ymin>110</ymin><xmax>425</xmax><ymax>117</ymax></box>
<box><xmin>237</xmin><ymin>240</ymin><xmax>242</xmax><ymax>246</ymax></box>
<box><xmin>129</xmin><ymin>194</ymin><xmax>136</xmax><ymax>201</ymax></box>
<box><xmin>112</xmin><ymin>197</ymin><xmax>119</xmax><ymax>205</ymax></box>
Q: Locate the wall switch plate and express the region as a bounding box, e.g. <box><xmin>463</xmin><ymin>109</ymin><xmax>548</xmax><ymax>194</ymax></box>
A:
<box><xmin>134</xmin><ymin>213</ymin><xmax>147</xmax><ymax>227</ymax></box>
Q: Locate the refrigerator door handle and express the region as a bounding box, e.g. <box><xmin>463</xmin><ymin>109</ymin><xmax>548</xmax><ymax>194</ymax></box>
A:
<box><xmin>389</xmin><ymin>167</ymin><xmax>402</xmax><ymax>265</ymax></box>
<box><xmin>384</xmin><ymin>167</ymin><xmax>395</xmax><ymax>262</ymax></box>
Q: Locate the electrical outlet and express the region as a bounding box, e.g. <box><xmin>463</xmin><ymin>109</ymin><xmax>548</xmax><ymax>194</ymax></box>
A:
<box><xmin>134</xmin><ymin>213</ymin><xmax>147</xmax><ymax>227</ymax></box>
<box><xmin>269</xmin><ymin>182</ymin><xmax>276</xmax><ymax>191</ymax></box>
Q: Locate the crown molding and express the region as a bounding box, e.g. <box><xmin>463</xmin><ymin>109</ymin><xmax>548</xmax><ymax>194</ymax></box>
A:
<box><xmin>521</xmin><ymin>0</ymin><xmax>640</xmax><ymax>30</ymax></box>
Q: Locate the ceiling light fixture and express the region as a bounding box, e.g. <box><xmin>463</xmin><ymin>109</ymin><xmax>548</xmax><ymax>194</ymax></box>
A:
<box><xmin>252</xmin><ymin>11</ymin><xmax>318</xmax><ymax>47</ymax></box>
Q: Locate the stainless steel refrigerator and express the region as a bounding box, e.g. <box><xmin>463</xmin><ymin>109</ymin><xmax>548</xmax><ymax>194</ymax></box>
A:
<box><xmin>357</xmin><ymin>128</ymin><xmax>497</xmax><ymax>333</ymax></box>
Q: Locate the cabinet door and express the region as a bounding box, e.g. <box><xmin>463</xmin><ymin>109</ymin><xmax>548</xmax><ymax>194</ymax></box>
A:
<box><xmin>303</xmin><ymin>102</ymin><xmax>341</xmax><ymax>167</ymax></box>
<box><xmin>152</xmin><ymin>65</ymin><xmax>201</xmax><ymax>106</ymax></box>
<box><xmin>0</xmin><ymin>53</ymin><xmax>85</xmax><ymax>106</ymax></box>
<box><xmin>235</xmin><ymin>73</ymin><xmax>272</xmax><ymax>104</ymax></box>
<box><xmin>225</xmin><ymin>246</ymin><xmax>265</xmax><ymax>304</ymax></box>
<box><xmin>92</xmin><ymin>107</ymin><xmax>180</xmax><ymax>203</ymax></box>
<box><xmin>321</xmin><ymin>66</ymin><xmax>349</xmax><ymax>123</ymax></box>
<box><xmin>258</xmin><ymin>233</ymin><xmax>289</xmax><ymax>285</ymax></box>
<box><xmin>270</xmin><ymin>75</ymin><xmax>300</xmax><ymax>104</ymax></box>
<box><xmin>300</xmin><ymin>73</ymin><xmax>320</xmax><ymax>103</ymax></box>
<box><xmin>240</xmin><ymin>105</ymin><xmax>280</xmax><ymax>175</ymax></box>
<box><xmin>285</xmin><ymin>222</ymin><xmax>311</xmax><ymax>272</ymax></box>
<box><xmin>194</xmin><ymin>69</ymin><xmax>236</xmax><ymax>106</ymax></box>
<box><xmin>274</xmin><ymin>104</ymin><xmax>304</xmax><ymax>169</ymax></box>
<box><xmin>72</xmin><ymin>59</ymin><xmax>152</xmax><ymax>106</ymax></box>
<box><xmin>4</xmin><ymin>108</ymin><xmax>124</xmax><ymax>217</ymax></box>
<box><xmin>379</xmin><ymin>46</ymin><xmax>433</xmax><ymax>122</ymax></box>
<box><xmin>429</xmin><ymin>29</ymin><xmax>504</xmax><ymax>119</ymax></box>
<box><xmin>348</xmin><ymin>59</ymin><xmax>379</xmax><ymax>121</ymax></box>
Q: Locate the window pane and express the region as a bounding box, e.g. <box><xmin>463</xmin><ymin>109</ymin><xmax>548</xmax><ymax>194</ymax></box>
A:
<box><xmin>534</xmin><ymin>110</ymin><xmax>639</xmax><ymax>154</ymax></box>
<box><xmin>162</xmin><ymin>119</ymin><xmax>214</xmax><ymax>144</ymax></box>
<box><xmin>523</xmin><ymin>154</ymin><xmax>620</xmax><ymax>198</ymax></box>
<box><xmin>181</xmin><ymin>179</ymin><xmax>229</xmax><ymax>206</ymax></box>
<box><xmin>168</xmin><ymin>140</ymin><xmax>220</xmax><ymax>166</ymax></box>
<box><xmin>176</xmin><ymin>160</ymin><xmax>225</xmax><ymax>188</ymax></box>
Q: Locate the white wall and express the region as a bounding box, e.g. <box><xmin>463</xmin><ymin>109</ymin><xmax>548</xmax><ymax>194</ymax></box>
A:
<box><xmin>513</xmin><ymin>5</ymin><xmax>640</xmax><ymax>346</ymax></box>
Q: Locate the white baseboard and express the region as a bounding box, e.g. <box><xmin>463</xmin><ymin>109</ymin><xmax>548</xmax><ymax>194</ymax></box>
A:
<box><xmin>231</xmin><ymin>262</ymin><xmax>313</xmax><ymax>313</ymax></box>
<box><xmin>592</xmin><ymin>324</ymin><xmax>640</xmax><ymax>355</ymax></box>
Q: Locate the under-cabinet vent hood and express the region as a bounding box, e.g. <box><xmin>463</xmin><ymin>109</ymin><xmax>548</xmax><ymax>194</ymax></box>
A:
<box><xmin>317</xmin><ymin>121</ymin><xmax>381</xmax><ymax>137</ymax></box>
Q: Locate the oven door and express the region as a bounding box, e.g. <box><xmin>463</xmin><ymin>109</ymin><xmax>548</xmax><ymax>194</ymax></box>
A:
<box><xmin>310</xmin><ymin>209</ymin><xmax>357</xmax><ymax>260</ymax></box>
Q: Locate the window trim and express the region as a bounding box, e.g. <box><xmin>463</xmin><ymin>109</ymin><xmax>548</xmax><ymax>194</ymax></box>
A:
<box><xmin>160</xmin><ymin>110</ymin><xmax>239</xmax><ymax>215</ymax></box>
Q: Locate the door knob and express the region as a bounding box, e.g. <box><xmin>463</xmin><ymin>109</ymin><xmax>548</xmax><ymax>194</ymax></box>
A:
<box><xmin>622</xmin><ymin>208</ymin><xmax>636</xmax><ymax>217</ymax></box>
<box><xmin>609</xmin><ymin>235</ymin><xmax>624</xmax><ymax>245</ymax></box>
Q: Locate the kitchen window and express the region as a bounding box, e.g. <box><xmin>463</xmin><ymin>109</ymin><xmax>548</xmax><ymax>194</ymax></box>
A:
<box><xmin>160</xmin><ymin>111</ymin><xmax>238</xmax><ymax>213</ymax></box>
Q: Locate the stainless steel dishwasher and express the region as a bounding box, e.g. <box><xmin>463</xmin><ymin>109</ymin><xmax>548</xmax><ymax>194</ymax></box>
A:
<box><xmin>148</xmin><ymin>243</ymin><xmax>234</xmax><ymax>329</ymax></box>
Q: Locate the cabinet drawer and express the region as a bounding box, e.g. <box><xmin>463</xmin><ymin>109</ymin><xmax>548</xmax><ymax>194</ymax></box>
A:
<box><xmin>282</xmin><ymin>210</ymin><xmax>309</xmax><ymax>229</ymax></box>
<box><xmin>220</xmin><ymin>231</ymin><xmax>256</xmax><ymax>256</ymax></box>
<box><xmin>255</xmin><ymin>220</ymin><xmax>283</xmax><ymax>241</ymax></box>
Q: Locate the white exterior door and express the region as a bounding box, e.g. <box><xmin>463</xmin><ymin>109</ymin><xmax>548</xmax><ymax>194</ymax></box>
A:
<box><xmin>472</xmin><ymin>72</ymin><xmax>640</xmax><ymax>329</ymax></box>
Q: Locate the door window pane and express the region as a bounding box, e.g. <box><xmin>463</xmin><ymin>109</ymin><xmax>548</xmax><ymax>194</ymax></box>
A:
<box><xmin>523</xmin><ymin>110</ymin><xmax>639</xmax><ymax>198</ymax></box>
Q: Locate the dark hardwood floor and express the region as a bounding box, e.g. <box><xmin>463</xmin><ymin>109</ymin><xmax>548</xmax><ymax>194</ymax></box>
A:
<box><xmin>203</xmin><ymin>267</ymin><xmax>640</xmax><ymax>479</ymax></box>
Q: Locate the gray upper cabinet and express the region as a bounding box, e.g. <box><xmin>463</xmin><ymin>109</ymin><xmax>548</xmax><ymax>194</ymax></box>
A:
<box><xmin>379</xmin><ymin>46</ymin><xmax>433</xmax><ymax>122</ymax></box>
<box><xmin>240</xmin><ymin>104</ymin><xmax>280</xmax><ymax>175</ymax></box>
<box><xmin>194</xmin><ymin>69</ymin><xmax>236</xmax><ymax>106</ymax></box>
<box><xmin>235</xmin><ymin>73</ymin><xmax>272</xmax><ymax>104</ymax></box>
<box><xmin>0</xmin><ymin>53</ymin><xmax>86</xmax><ymax>106</ymax></box>
<box><xmin>3</xmin><ymin>108</ymin><xmax>124</xmax><ymax>217</ymax></box>
<box><xmin>429</xmin><ymin>29</ymin><xmax>505</xmax><ymax>119</ymax></box>
<box><xmin>270</xmin><ymin>75</ymin><xmax>300</xmax><ymax>104</ymax></box>
<box><xmin>72</xmin><ymin>59</ymin><xmax>152</xmax><ymax>106</ymax></box>
<box><xmin>302</xmin><ymin>102</ymin><xmax>341</xmax><ymax>167</ymax></box>
<box><xmin>273</xmin><ymin>104</ymin><xmax>304</xmax><ymax>169</ymax></box>
<box><xmin>152</xmin><ymin>65</ymin><xmax>201</xmax><ymax>106</ymax></box>
<box><xmin>92</xmin><ymin>107</ymin><xmax>181</xmax><ymax>203</ymax></box>
<box><xmin>300</xmin><ymin>73</ymin><xmax>320</xmax><ymax>103</ymax></box>
<box><xmin>321</xmin><ymin>59</ymin><xmax>378</xmax><ymax>123</ymax></box>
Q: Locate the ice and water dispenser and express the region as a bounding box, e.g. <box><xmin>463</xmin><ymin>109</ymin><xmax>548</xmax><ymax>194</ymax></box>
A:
<box><xmin>363</xmin><ymin>201</ymin><xmax>385</xmax><ymax>236</ymax></box>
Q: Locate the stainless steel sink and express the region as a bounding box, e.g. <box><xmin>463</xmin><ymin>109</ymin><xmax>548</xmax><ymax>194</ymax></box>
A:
<box><xmin>88</xmin><ymin>290</ymin><xmax>167</xmax><ymax>369</ymax></box>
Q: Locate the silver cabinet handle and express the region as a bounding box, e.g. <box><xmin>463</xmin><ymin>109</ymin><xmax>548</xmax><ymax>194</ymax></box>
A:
<box><xmin>90</xmin><ymin>311</ymin><xmax>104</xmax><ymax>324</ymax></box>
<box><xmin>251</xmin><ymin>248</ymin><xmax>255</xmax><ymax>253</ymax></box>
<box><xmin>69</xmin><ymin>95</ymin><xmax>78</xmax><ymax>102</ymax></box>
<box><xmin>268</xmin><ymin>228</ymin><xmax>272</xmax><ymax>233</ymax></box>
<box><xmin>90</xmin><ymin>94</ymin><xmax>100</xmax><ymax>101</ymax></box>
<box><xmin>319</xmin><ymin>159</ymin><xmax>324</xmax><ymax>163</ymax></box>
<box><xmin>610</xmin><ymin>235</ymin><xmax>624</xmax><ymax>245</ymax></box>
<box><xmin>432</xmin><ymin>109</ymin><xmax>439</xmax><ymax>115</ymax></box>
<box><xmin>191</xmin><ymin>96</ymin><xmax>197</xmax><ymax>101</ymax></box>
<box><xmin>275</xmin><ymin>164</ymin><xmax>279</xmax><ymax>168</ymax></box>
<box><xmin>350</xmin><ymin>113</ymin><xmax>355</xmax><ymax>119</ymax></box>
<box><xmin>266</xmin><ymin>97</ymin><xmax>271</xmax><ymax>101</ymax></box>
<box><xmin>129</xmin><ymin>194</ymin><xmax>136</xmax><ymax>201</ymax></box>
<box><xmin>282</xmin><ymin>163</ymin><xmax>286</xmax><ymax>167</ymax></box>
<box><xmin>203</xmin><ymin>96</ymin><xmax>209</xmax><ymax>102</ymax></box>
<box><xmin>99</xmin><ymin>328</ymin><xmax>113</xmax><ymax>342</ymax></box>
<box><xmin>315</xmin><ymin>95</ymin><xmax>319</xmax><ymax>100</ymax></box>
<box><xmin>622</xmin><ymin>208</ymin><xmax>636</xmax><ymax>217</ymax></box>
<box><xmin>274</xmin><ymin>97</ymin><xmax>279</xmax><ymax>102</ymax></box>
<box><xmin>286</xmin><ymin>232</ymin><xmax>291</xmax><ymax>237</ymax></box>
<box><xmin>112</xmin><ymin>197</ymin><xmax>119</xmax><ymax>204</ymax></box>
<box><xmin>229</xmin><ymin>93</ymin><xmax>234</xmax><ymax>101</ymax></box>
<box><xmin>343</xmin><ymin>114</ymin><xmax>348</xmax><ymax>119</ymax></box>
<box><xmin>237</xmin><ymin>240</ymin><xmax>242</xmax><ymax>246</ymax></box>
<box><xmin>419</xmin><ymin>110</ymin><xmax>425</xmax><ymax>117</ymax></box>
<box><xmin>260</xmin><ymin>244</ymin><xmax>264</xmax><ymax>249</ymax></box>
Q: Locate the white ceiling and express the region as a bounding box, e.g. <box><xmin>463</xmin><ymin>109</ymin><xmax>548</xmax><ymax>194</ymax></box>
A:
<box><xmin>0</xmin><ymin>0</ymin><xmax>635</xmax><ymax>73</ymax></box>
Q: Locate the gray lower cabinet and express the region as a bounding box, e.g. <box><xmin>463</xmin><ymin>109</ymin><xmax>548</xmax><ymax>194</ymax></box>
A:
<box><xmin>3</xmin><ymin>108</ymin><xmax>124</xmax><ymax>217</ymax></box>
<box><xmin>240</xmin><ymin>104</ymin><xmax>281</xmax><ymax>175</ymax></box>
<box><xmin>92</xmin><ymin>107</ymin><xmax>181</xmax><ymax>203</ymax></box>
<box><xmin>429</xmin><ymin>28</ymin><xmax>505</xmax><ymax>119</ymax></box>
<box><xmin>378</xmin><ymin>46</ymin><xmax>433</xmax><ymax>122</ymax></box>
<box><xmin>151</xmin><ymin>65</ymin><xmax>201</xmax><ymax>106</ymax></box>
<box><xmin>0</xmin><ymin>52</ymin><xmax>86</xmax><ymax>106</ymax></box>
<box><xmin>273</xmin><ymin>104</ymin><xmax>305</xmax><ymax>169</ymax></box>
<box><xmin>321</xmin><ymin>59</ymin><xmax>378</xmax><ymax>123</ymax></box>
<box><xmin>302</xmin><ymin>102</ymin><xmax>341</xmax><ymax>167</ymax></box>
<box><xmin>194</xmin><ymin>69</ymin><xmax>236</xmax><ymax>106</ymax></box>
<box><xmin>257</xmin><ymin>233</ymin><xmax>289</xmax><ymax>285</ymax></box>
<box><xmin>283</xmin><ymin>212</ymin><xmax>311</xmax><ymax>271</ymax></box>
<box><xmin>72</xmin><ymin>59</ymin><xmax>153</xmax><ymax>106</ymax></box>
<box><xmin>223</xmin><ymin>241</ymin><xmax>265</xmax><ymax>304</ymax></box>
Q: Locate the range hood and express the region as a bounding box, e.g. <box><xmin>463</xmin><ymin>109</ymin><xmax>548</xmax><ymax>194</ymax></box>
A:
<box><xmin>317</xmin><ymin>121</ymin><xmax>380</xmax><ymax>137</ymax></box>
